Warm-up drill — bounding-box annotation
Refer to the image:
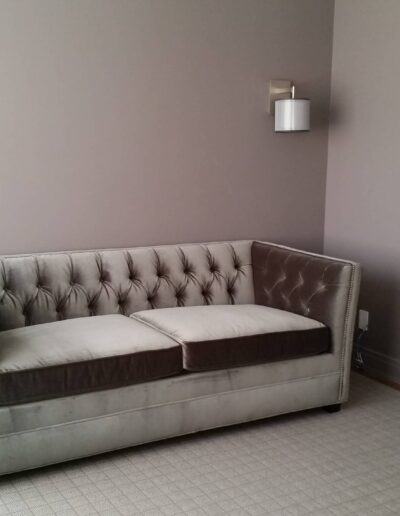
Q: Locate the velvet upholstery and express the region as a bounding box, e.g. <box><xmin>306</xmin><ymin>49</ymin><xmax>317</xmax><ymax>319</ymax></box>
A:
<box><xmin>0</xmin><ymin>352</ymin><xmax>343</xmax><ymax>436</ymax></box>
<box><xmin>252</xmin><ymin>242</ymin><xmax>353</xmax><ymax>346</ymax></box>
<box><xmin>252</xmin><ymin>241</ymin><xmax>361</xmax><ymax>399</ymax></box>
<box><xmin>0</xmin><ymin>370</ymin><xmax>341</xmax><ymax>475</ymax></box>
<box><xmin>0</xmin><ymin>315</ymin><xmax>182</xmax><ymax>405</ymax></box>
<box><xmin>0</xmin><ymin>241</ymin><xmax>253</xmax><ymax>331</ymax></box>
<box><xmin>0</xmin><ymin>240</ymin><xmax>361</xmax><ymax>476</ymax></box>
<box><xmin>131</xmin><ymin>304</ymin><xmax>330</xmax><ymax>371</ymax></box>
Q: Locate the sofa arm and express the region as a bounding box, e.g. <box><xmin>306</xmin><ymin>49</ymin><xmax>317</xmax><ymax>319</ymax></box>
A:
<box><xmin>252</xmin><ymin>241</ymin><xmax>361</xmax><ymax>399</ymax></box>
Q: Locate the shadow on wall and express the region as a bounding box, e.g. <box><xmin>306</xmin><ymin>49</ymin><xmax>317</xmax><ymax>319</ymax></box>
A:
<box><xmin>359</xmin><ymin>272</ymin><xmax>400</xmax><ymax>383</ymax></box>
<box><xmin>328</xmin><ymin>85</ymin><xmax>350</xmax><ymax>127</ymax></box>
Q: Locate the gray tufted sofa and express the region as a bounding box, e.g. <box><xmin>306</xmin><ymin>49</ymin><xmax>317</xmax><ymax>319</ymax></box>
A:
<box><xmin>0</xmin><ymin>240</ymin><xmax>360</xmax><ymax>475</ymax></box>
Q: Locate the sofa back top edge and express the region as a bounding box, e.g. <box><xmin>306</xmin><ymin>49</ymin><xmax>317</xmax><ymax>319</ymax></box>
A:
<box><xmin>253</xmin><ymin>241</ymin><xmax>360</xmax><ymax>268</ymax></box>
<box><xmin>0</xmin><ymin>240</ymin><xmax>255</xmax><ymax>260</ymax></box>
<box><xmin>0</xmin><ymin>240</ymin><xmax>359</xmax><ymax>268</ymax></box>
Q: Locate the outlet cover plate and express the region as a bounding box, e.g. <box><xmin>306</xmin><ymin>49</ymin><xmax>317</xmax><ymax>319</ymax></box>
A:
<box><xmin>359</xmin><ymin>310</ymin><xmax>369</xmax><ymax>331</ymax></box>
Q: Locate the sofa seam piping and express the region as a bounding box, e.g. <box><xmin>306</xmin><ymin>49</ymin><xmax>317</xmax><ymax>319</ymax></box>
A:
<box><xmin>338</xmin><ymin>263</ymin><xmax>358</xmax><ymax>400</ymax></box>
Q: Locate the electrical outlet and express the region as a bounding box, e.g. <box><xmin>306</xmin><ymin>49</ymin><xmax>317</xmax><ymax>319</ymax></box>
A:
<box><xmin>359</xmin><ymin>309</ymin><xmax>369</xmax><ymax>331</ymax></box>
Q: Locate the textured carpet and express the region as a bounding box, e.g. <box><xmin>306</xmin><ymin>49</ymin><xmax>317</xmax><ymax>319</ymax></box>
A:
<box><xmin>0</xmin><ymin>373</ymin><xmax>399</xmax><ymax>515</ymax></box>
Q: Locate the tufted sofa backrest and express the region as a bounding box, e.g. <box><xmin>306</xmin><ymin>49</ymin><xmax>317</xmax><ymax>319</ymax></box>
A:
<box><xmin>0</xmin><ymin>241</ymin><xmax>254</xmax><ymax>331</ymax></box>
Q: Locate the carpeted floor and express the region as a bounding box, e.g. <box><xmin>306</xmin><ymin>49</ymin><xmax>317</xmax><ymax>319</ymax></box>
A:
<box><xmin>0</xmin><ymin>373</ymin><xmax>399</xmax><ymax>516</ymax></box>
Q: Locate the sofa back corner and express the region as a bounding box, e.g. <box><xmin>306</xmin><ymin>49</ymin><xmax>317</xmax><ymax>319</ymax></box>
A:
<box><xmin>251</xmin><ymin>240</ymin><xmax>361</xmax><ymax>361</ymax></box>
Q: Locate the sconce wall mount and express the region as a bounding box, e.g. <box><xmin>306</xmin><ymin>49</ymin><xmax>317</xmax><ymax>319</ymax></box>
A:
<box><xmin>267</xmin><ymin>79</ymin><xmax>292</xmax><ymax>115</ymax></box>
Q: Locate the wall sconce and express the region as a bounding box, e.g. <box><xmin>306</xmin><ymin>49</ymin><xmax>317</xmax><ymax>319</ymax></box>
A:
<box><xmin>267</xmin><ymin>79</ymin><xmax>310</xmax><ymax>132</ymax></box>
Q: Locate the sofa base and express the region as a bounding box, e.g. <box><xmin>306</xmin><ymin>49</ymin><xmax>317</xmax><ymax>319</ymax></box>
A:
<box><xmin>0</xmin><ymin>371</ymin><xmax>341</xmax><ymax>476</ymax></box>
<box><xmin>324</xmin><ymin>403</ymin><xmax>342</xmax><ymax>413</ymax></box>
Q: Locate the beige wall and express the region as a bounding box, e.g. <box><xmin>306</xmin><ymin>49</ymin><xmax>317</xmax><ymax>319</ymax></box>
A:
<box><xmin>325</xmin><ymin>0</ymin><xmax>400</xmax><ymax>382</ymax></box>
<box><xmin>0</xmin><ymin>0</ymin><xmax>334</xmax><ymax>255</ymax></box>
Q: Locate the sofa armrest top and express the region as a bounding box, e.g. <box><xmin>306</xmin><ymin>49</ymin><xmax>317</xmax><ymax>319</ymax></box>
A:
<box><xmin>251</xmin><ymin>241</ymin><xmax>361</xmax><ymax>357</ymax></box>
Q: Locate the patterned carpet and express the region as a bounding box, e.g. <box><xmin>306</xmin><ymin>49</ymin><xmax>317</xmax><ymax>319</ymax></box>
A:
<box><xmin>0</xmin><ymin>373</ymin><xmax>399</xmax><ymax>516</ymax></box>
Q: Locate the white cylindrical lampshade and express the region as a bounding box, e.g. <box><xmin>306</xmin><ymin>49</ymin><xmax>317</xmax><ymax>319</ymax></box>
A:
<box><xmin>275</xmin><ymin>99</ymin><xmax>310</xmax><ymax>132</ymax></box>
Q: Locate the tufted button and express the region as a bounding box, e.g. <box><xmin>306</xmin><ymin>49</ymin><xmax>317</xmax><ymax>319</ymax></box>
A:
<box><xmin>0</xmin><ymin>243</ymin><xmax>257</xmax><ymax>331</ymax></box>
<box><xmin>233</xmin><ymin>258</ymin><xmax>241</xmax><ymax>270</ymax></box>
<box><xmin>129</xmin><ymin>272</ymin><xmax>138</xmax><ymax>282</ymax></box>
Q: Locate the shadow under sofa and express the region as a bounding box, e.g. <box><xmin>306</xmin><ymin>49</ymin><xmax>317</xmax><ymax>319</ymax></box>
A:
<box><xmin>0</xmin><ymin>240</ymin><xmax>361</xmax><ymax>475</ymax></box>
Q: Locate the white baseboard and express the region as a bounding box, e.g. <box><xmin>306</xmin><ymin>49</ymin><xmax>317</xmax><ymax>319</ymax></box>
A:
<box><xmin>355</xmin><ymin>346</ymin><xmax>400</xmax><ymax>385</ymax></box>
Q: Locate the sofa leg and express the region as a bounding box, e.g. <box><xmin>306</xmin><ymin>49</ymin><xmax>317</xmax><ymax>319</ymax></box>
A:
<box><xmin>324</xmin><ymin>404</ymin><xmax>342</xmax><ymax>413</ymax></box>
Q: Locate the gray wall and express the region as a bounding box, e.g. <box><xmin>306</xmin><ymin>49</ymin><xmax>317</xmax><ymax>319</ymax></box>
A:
<box><xmin>0</xmin><ymin>0</ymin><xmax>334</xmax><ymax>254</ymax></box>
<box><xmin>325</xmin><ymin>0</ymin><xmax>400</xmax><ymax>382</ymax></box>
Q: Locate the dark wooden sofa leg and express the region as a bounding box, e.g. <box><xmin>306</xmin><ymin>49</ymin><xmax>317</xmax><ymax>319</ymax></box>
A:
<box><xmin>324</xmin><ymin>404</ymin><xmax>342</xmax><ymax>413</ymax></box>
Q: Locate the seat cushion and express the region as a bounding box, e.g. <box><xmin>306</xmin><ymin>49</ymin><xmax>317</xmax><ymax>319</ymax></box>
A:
<box><xmin>131</xmin><ymin>304</ymin><xmax>330</xmax><ymax>371</ymax></box>
<box><xmin>0</xmin><ymin>315</ymin><xmax>182</xmax><ymax>405</ymax></box>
